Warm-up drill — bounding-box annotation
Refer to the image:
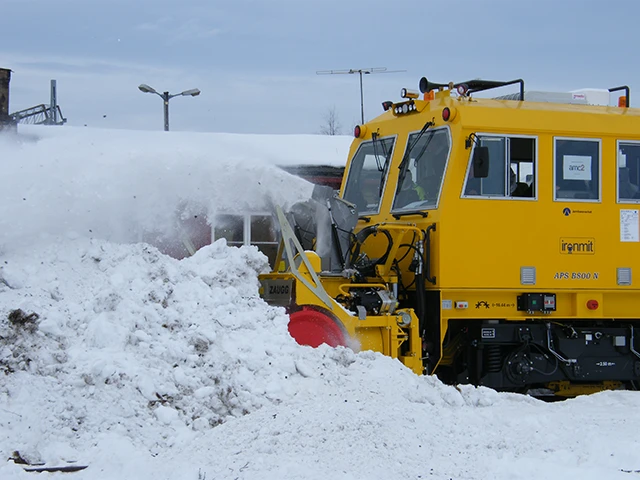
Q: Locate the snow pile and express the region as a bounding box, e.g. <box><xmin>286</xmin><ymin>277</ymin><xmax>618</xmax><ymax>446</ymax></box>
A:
<box><xmin>0</xmin><ymin>239</ymin><xmax>290</xmax><ymax>453</ymax></box>
<box><xmin>1</xmin><ymin>238</ymin><xmax>639</xmax><ymax>480</ymax></box>
<box><xmin>0</xmin><ymin>237</ymin><xmax>530</xmax><ymax>477</ymax></box>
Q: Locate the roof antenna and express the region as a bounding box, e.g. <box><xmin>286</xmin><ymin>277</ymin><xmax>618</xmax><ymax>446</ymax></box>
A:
<box><xmin>316</xmin><ymin>67</ymin><xmax>406</xmax><ymax>124</ymax></box>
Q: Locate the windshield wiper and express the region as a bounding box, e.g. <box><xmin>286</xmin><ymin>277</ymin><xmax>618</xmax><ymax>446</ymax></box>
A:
<box><xmin>371</xmin><ymin>132</ymin><xmax>385</xmax><ymax>172</ymax></box>
<box><xmin>372</xmin><ymin>133</ymin><xmax>392</xmax><ymax>197</ymax></box>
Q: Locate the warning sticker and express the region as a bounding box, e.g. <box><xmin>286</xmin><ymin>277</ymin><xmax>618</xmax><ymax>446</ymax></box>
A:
<box><xmin>620</xmin><ymin>209</ymin><xmax>639</xmax><ymax>242</ymax></box>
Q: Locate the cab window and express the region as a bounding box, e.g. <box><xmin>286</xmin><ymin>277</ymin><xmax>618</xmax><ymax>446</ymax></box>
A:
<box><xmin>463</xmin><ymin>135</ymin><xmax>536</xmax><ymax>198</ymax></box>
<box><xmin>393</xmin><ymin>128</ymin><xmax>450</xmax><ymax>211</ymax></box>
<box><xmin>617</xmin><ymin>142</ymin><xmax>640</xmax><ymax>202</ymax></box>
<box><xmin>554</xmin><ymin>138</ymin><xmax>600</xmax><ymax>201</ymax></box>
<box><xmin>342</xmin><ymin>137</ymin><xmax>395</xmax><ymax>214</ymax></box>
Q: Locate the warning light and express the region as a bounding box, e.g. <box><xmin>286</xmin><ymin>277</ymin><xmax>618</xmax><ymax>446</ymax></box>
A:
<box><xmin>354</xmin><ymin>125</ymin><xmax>367</xmax><ymax>138</ymax></box>
<box><xmin>587</xmin><ymin>299</ymin><xmax>599</xmax><ymax>310</ymax></box>
<box><xmin>442</xmin><ymin>106</ymin><xmax>457</xmax><ymax>122</ymax></box>
<box><xmin>382</xmin><ymin>101</ymin><xmax>393</xmax><ymax>111</ymax></box>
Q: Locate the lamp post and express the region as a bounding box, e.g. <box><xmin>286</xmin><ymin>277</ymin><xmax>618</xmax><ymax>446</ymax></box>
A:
<box><xmin>138</xmin><ymin>83</ymin><xmax>201</xmax><ymax>131</ymax></box>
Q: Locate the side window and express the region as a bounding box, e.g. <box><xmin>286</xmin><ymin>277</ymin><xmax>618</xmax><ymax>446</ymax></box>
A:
<box><xmin>618</xmin><ymin>142</ymin><xmax>640</xmax><ymax>202</ymax></box>
<box><xmin>250</xmin><ymin>215</ymin><xmax>279</xmax><ymax>266</ymax></box>
<box><xmin>213</xmin><ymin>214</ymin><xmax>244</xmax><ymax>247</ymax></box>
<box><xmin>464</xmin><ymin>135</ymin><xmax>536</xmax><ymax>198</ymax></box>
<box><xmin>213</xmin><ymin>213</ymin><xmax>279</xmax><ymax>266</ymax></box>
<box><xmin>554</xmin><ymin>139</ymin><xmax>600</xmax><ymax>201</ymax></box>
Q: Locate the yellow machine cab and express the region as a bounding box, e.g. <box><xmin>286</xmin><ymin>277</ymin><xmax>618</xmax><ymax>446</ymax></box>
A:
<box><xmin>260</xmin><ymin>75</ymin><xmax>640</xmax><ymax>397</ymax></box>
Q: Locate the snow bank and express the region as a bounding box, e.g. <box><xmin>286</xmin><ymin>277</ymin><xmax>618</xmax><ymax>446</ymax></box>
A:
<box><xmin>0</xmin><ymin>238</ymin><xmax>525</xmax><ymax>476</ymax></box>
<box><xmin>0</xmin><ymin>240</ymin><xmax>281</xmax><ymax>460</ymax></box>
<box><xmin>1</xmin><ymin>238</ymin><xmax>639</xmax><ymax>480</ymax></box>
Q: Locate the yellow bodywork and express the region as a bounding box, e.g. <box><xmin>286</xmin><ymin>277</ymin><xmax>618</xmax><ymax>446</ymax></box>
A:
<box><xmin>343</xmin><ymin>90</ymin><xmax>640</xmax><ymax>320</ymax></box>
<box><xmin>260</xmin><ymin>82</ymin><xmax>640</xmax><ymax>393</ymax></box>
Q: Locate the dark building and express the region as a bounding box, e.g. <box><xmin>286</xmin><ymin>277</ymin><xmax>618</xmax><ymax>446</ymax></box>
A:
<box><xmin>0</xmin><ymin>68</ymin><xmax>17</xmax><ymax>131</ymax></box>
<box><xmin>160</xmin><ymin>164</ymin><xmax>346</xmax><ymax>261</ymax></box>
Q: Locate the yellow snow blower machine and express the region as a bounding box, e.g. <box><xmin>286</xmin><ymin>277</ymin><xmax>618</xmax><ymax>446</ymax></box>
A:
<box><xmin>259</xmin><ymin>76</ymin><xmax>640</xmax><ymax>397</ymax></box>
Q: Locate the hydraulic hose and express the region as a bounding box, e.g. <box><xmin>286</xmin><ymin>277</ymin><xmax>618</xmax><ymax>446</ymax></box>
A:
<box><xmin>349</xmin><ymin>225</ymin><xmax>393</xmax><ymax>274</ymax></box>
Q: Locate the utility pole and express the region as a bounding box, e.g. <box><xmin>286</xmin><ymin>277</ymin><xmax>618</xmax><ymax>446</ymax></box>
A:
<box><xmin>316</xmin><ymin>67</ymin><xmax>405</xmax><ymax>124</ymax></box>
<box><xmin>49</xmin><ymin>79</ymin><xmax>58</xmax><ymax>125</ymax></box>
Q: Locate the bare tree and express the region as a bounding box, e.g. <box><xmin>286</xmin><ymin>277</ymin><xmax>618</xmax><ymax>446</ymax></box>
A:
<box><xmin>319</xmin><ymin>106</ymin><xmax>342</xmax><ymax>135</ymax></box>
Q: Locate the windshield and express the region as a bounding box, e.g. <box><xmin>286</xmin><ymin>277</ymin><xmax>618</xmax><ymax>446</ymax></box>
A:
<box><xmin>342</xmin><ymin>137</ymin><xmax>395</xmax><ymax>214</ymax></box>
<box><xmin>393</xmin><ymin>128</ymin><xmax>450</xmax><ymax>211</ymax></box>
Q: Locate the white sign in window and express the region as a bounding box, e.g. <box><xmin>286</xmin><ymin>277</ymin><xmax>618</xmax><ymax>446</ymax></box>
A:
<box><xmin>618</xmin><ymin>150</ymin><xmax>627</xmax><ymax>168</ymax></box>
<box><xmin>620</xmin><ymin>209</ymin><xmax>639</xmax><ymax>242</ymax></box>
<box><xmin>563</xmin><ymin>155</ymin><xmax>592</xmax><ymax>181</ymax></box>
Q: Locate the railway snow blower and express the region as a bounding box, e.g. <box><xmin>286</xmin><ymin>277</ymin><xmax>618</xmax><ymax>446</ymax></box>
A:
<box><xmin>259</xmin><ymin>76</ymin><xmax>640</xmax><ymax>397</ymax></box>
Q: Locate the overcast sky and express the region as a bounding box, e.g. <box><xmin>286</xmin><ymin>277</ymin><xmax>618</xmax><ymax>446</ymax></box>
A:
<box><xmin>3</xmin><ymin>0</ymin><xmax>639</xmax><ymax>134</ymax></box>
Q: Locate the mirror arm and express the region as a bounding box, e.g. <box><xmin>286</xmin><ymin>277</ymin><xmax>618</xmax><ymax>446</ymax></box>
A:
<box><xmin>465</xmin><ymin>133</ymin><xmax>480</xmax><ymax>150</ymax></box>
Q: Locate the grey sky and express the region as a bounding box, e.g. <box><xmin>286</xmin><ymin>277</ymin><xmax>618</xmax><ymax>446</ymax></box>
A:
<box><xmin>3</xmin><ymin>0</ymin><xmax>639</xmax><ymax>134</ymax></box>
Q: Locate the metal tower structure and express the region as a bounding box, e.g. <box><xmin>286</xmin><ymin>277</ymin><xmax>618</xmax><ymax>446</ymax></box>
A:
<box><xmin>10</xmin><ymin>79</ymin><xmax>66</xmax><ymax>126</ymax></box>
<box><xmin>10</xmin><ymin>104</ymin><xmax>66</xmax><ymax>125</ymax></box>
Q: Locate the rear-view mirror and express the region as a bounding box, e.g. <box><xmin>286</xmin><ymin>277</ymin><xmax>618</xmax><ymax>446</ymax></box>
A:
<box><xmin>473</xmin><ymin>146</ymin><xmax>490</xmax><ymax>178</ymax></box>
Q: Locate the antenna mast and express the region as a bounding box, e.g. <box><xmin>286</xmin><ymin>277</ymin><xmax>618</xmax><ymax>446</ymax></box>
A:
<box><xmin>316</xmin><ymin>67</ymin><xmax>405</xmax><ymax>124</ymax></box>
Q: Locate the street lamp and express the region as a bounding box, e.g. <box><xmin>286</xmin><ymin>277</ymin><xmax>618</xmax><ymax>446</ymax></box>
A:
<box><xmin>138</xmin><ymin>83</ymin><xmax>201</xmax><ymax>131</ymax></box>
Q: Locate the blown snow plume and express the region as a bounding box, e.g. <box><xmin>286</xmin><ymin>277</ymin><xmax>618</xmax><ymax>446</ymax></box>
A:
<box><xmin>0</xmin><ymin>126</ymin><xmax>314</xmax><ymax>254</ymax></box>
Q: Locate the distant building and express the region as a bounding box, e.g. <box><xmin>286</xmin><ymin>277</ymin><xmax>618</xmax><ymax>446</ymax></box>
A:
<box><xmin>0</xmin><ymin>68</ymin><xmax>17</xmax><ymax>132</ymax></box>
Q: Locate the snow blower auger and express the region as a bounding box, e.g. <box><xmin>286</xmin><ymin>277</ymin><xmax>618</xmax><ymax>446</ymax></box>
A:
<box><xmin>259</xmin><ymin>186</ymin><xmax>424</xmax><ymax>375</ymax></box>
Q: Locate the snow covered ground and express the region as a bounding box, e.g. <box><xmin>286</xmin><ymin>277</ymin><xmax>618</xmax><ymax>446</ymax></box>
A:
<box><xmin>1</xmin><ymin>126</ymin><xmax>639</xmax><ymax>480</ymax></box>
